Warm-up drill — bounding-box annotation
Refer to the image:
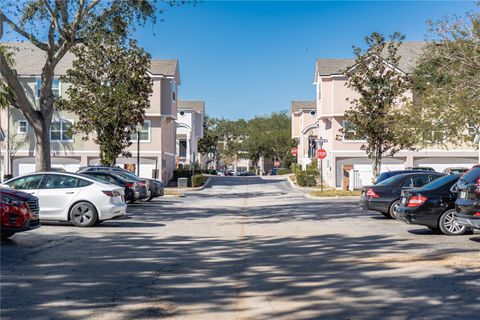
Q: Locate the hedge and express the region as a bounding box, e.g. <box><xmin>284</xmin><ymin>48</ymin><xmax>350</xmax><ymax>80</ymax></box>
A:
<box><xmin>192</xmin><ymin>174</ymin><xmax>204</xmax><ymax>188</ymax></box>
<box><xmin>276</xmin><ymin>168</ymin><xmax>291</xmax><ymax>175</ymax></box>
<box><xmin>297</xmin><ymin>174</ymin><xmax>317</xmax><ymax>187</ymax></box>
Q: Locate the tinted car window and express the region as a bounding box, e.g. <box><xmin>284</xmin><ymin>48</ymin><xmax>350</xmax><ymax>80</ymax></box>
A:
<box><xmin>402</xmin><ymin>178</ymin><xmax>412</xmax><ymax>188</ymax></box>
<box><xmin>420</xmin><ymin>174</ymin><xmax>459</xmax><ymax>191</ymax></box>
<box><xmin>44</xmin><ymin>175</ymin><xmax>81</xmax><ymax>189</ymax></box>
<box><xmin>376</xmin><ymin>174</ymin><xmax>407</xmax><ymax>186</ymax></box>
<box><xmin>7</xmin><ymin>175</ymin><xmax>43</xmax><ymax>190</ymax></box>
<box><xmin>77</xmin><ymin>179</ymin><xmax>92</xmax><ymax>187</ymax></box>
<box><xmin>412</xmin><ymin>175</ymin><xmax>431</xmax><ymax>187</ymax></box>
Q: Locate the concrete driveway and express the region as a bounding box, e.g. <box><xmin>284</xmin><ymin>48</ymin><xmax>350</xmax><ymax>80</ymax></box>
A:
<box><xmin>1</xmin><ymin>176</ymin><xmax>479</xmax><ymax>320</ymax></box>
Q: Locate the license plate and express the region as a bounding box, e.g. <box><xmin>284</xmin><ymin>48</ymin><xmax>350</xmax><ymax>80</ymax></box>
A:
<box><xmin>401</xmin><ymin>197</ymin><xmax>407</xmax><ymax>205</ymax></box>
<box><xmin>460</xmin><ymin>191</ymin><xmax>467</xmax><ymax>199</ymax></box>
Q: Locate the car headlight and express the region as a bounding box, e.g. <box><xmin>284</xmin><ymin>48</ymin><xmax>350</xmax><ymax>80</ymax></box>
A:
<box><xmin>2</xmin><ymin>196</ymin><xmax>25</xmax><ymax>207</ymax></box>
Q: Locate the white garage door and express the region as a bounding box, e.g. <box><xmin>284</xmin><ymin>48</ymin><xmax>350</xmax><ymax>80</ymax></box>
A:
<box><xmin>353</xmin><ymin>164</ymin><xmax>405</xmax><ymax>187</ymax></box>
<box><xmin>52</xmin><ymin>164</ymin><xmax>81</xmax><ymax>173</ymax></box>
<box><xmin>18</xmin><ymin>163</ymin><xmax>36</xmax><ymax>176</ymax></box>
<box><xmin>139</xmin><ymin>164</ymin><xmax>156</xmax><ymax>179</ymax></box>
<box><xmin>414</xmin><ymin>158</ymin><xmax>477</xmax><ymax>173</ymax></box>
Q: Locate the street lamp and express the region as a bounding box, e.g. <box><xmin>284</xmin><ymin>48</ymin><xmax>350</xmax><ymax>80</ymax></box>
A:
<box><xmin>135</xmin><ymin>123</ymin><xmax>143</xmax><ymax>176</ymax></box>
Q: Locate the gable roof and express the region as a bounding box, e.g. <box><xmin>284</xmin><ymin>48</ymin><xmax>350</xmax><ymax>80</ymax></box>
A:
<box><xmin>178</xmin><ymin>100</ymin><xmax>205</xmax><ymax>113</ymax></box>
<box><xmin>291</xmin><ymin>100</ymin><xmax>316</xmax><ymax>113</ymax></box>
<box><xmin>315</xmin><ymin>42</ymin><xmax>426</xmax><ymax>77</ymax></box>
<box><xmin>2</xmin><ymin>42</ymin><xmax>180</xmax><ymax>82</ymax></box>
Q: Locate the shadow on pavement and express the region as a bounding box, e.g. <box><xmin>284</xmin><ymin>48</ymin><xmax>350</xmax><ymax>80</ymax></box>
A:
<box><xmin>2</xmin><ymin>232</ymin><xmax>479</xmax><ymax>320</ymax></box>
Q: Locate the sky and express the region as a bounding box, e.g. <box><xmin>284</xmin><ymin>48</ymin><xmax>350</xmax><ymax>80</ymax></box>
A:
<box><xmin>134</xmin><ymin>0</ymin><xmax>476</xmax><ymax>120</ymax></box>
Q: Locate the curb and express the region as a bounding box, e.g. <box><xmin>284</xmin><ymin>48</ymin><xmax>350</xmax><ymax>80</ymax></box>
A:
<box><xmin>305</xmin><ymin>194</ymin><xmax>359</xmax><ymax>201</ymax></box>
<box><xmin>182</xmin><ymin>177</ymin><xmax>212</xmax><ymax>193</ymax></box>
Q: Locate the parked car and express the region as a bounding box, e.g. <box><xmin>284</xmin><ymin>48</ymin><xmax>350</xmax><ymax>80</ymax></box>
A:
<box><xmin>80</xmin><ymin>171</ymin><xmax>147</xmax><ymax>204</ymax></box>
<box><xmin>2</xmin><ymin>172</ymin><xmax>126</xmax><ymax>227</ymax></box>
<box><xmin>442</xmin><ymin>167</ymin><xmax>470</xmax><ymax>175</ymax></box>
<box><xmin>78</xmin><ymin>166</ymin><xmax>164</xmax><ymax>201</ymax></box>
<box><xmin>454</xmin><ymin>165</ymin><xmax>480</xmax><ymax>230</ymax></box>
<box><xmin>360</xmin><ymin>172</ymin><xmax>444</xmax><ymax>218</ymax></box>
<box><xmin>394</xmin><ymin>174</ymin><xmax>468</xmax><ymax>235</ymax></box>
<box><xmin>405</xmin><ymin>166</ymin><xmax>436</xmax><ymax>172</ymax></box>
<box><xmin>1</xmin><ymin>187</ymin><xmax>41</xmax><ymax>239</ymax></box>
<box><xmin>374</xmin><ymin>170</ymin><xmax>430</xmax><ymax>184</ymax></box>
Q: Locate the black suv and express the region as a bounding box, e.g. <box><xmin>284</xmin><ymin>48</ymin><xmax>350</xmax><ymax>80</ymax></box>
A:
<box><xmin>454</xmin><ymin>165</ymin><xmax>480</xmax><ymax>230</ymax></box>
<box><xmin>78</xmin><ymin>166</ymin><xmax>164</xmax><ymax>201</ymax></box>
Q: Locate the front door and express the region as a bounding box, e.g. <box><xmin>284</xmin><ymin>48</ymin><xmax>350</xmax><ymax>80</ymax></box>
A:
<box><xmin>342</xmin><ymin>165</ymin><xmax>353</xmax><ymax>190</ymax></box>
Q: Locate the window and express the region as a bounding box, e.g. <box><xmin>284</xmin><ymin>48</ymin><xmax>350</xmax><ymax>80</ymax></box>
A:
<box><xmin>7</xmin><ymin>175</ymin><xmax>43</xmax><ymax>190</ymax></box>
<box><xmin>17</xmin><ymin>120</ymin><xmax>28</xmax><ymax>134</ymax></box>
<box><xmin>130</xmin><ymin>121</ymin><xmax>150</xmax><ymax>142</ymax></box>
<box><xmin>308</xmin><ymin>138</ymin><xmax>317</xmax><ymax>158</ymax></box>
<box><xmin>412</xmin><ymin>175</ymin><xmax>431</xmax><ymax>188</ymax></box>
<box><xmin>343</xmin><ymin>121</ymin><xmax>365</xmax><ymax>141</ymax></box>
<box><xmin>51</xmin><ymin>120</ymin><xmax>73</xmax><ymax>142</ymax></box>
<box><xmin>172</xmin><ymin>80</ymin><xmax>177</xmax><ymax>102</ymax></box>
<box><xmin>36</xmin><ymin>78</ymin><xmax>61</xmax><ymax>98</ymax></box>
<box><xmin>179</xmin><ymin>140</ymin><xmax>187</xmax><ymax>158</ymax></box>
<box><xmin>44</xmin><ymin>175</ymin><xmax>88</xmax><ymax>189</ymax></box>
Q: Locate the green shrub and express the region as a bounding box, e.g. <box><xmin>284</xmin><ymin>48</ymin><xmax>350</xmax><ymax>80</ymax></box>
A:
<box><xmin>276</xmin><ymin>168</ymin><xmax>291</xmax><ymax>175</ymax></box>
<box><xmin>296</xmin><ymin>173</ymin><xmax>317</xmax><ymax>187</ymax></box>
<box><xmin>290</xmin><ymin>163</ymin><xmax>302</xmax><ymax>174</ymax></box>
<box><xmin>192</xmin><ymin>174</ymin><xmax>204</xmax><ymax>187</ymax></box>
<box><xmin>306</xmin><ymin>159</ymin><xmax>319</xmax><ymax>175</ymax></box>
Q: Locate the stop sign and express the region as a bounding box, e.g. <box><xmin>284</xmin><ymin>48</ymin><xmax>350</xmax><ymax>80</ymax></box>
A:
<box><xmin>316</xmin><ymin>148</ymin><xmax>327</xmax><ymax>159</ymax></box>
<box><xmin>291</xmin><ymin>147</ymin><xmax>297</xmax><ymax>156</ymax></box>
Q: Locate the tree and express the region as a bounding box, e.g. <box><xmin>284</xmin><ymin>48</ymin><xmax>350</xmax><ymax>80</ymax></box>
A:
<box><xmin>0</xmin><ymin>0</ymin><xmax>159</xmax><ymax>171</ymax></box>
<box><xmin>341</xmin><ymin>32</ymin><xmax>414</xmax><ymax>178</ymax></box>
<box><xmin>409</xmin><ymin>7</ymin><xmax>480</xmax><ymax>148</ymax></box>
<box><xmin>58</xmin><ymin>34</ymin><xmax>152</xmax><ymax>166</ymax></box>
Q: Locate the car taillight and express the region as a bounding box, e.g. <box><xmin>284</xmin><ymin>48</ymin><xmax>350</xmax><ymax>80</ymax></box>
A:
<box><xmin>126</xmin><ymin>182</ymin><xmax>134</xmax><ymax>188</ymax></box>
<box><xmin>474</xmin><ymin>212</ymin><xmax>480</xmax><ymax>217</ymax></box>
<box><xmin>366</xmin><ymin>188</ymin><xmax>379</xmax><ymax>198</ymax></box>
<box><xmin>102</xmin><ymin>190</ymin><xmax>120</xmax><ymax>197</ymax></box>
<box><xmin>407</xmin><ymin>195</ymin><xmax>428</xmax><ymax>207</ymax></box>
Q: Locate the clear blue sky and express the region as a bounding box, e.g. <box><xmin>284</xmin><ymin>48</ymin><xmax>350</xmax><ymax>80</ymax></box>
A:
<box><xmin>135</xmin><ymin>1</ymin><xmax>475</xmax><ymax>120</ymax></box>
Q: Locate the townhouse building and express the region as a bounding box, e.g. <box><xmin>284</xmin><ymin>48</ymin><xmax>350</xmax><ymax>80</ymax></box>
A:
<box><xmin>293</xmin><ymin>42</ymin><xmax>478</xmax><ymax>189</ymax></box>
<box><xmin>176</xmin><ymin>100</ymin><xmax>205</xmax><ymax>167</ymax></box>
<box><xmin>0</xmin><ymin>42</ymin><xmax>180</xmax><ymax>182</ymax></box>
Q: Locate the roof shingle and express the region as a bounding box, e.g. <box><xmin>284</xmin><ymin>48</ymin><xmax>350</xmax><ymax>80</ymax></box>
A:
<box><xmin>178</xmin><ymin>100</ymin><xmax>205</xmax><ymax>113</ymax></box>
<box><xmin>291</xmin><ymin>101</ymin><xmax>316</xmax><ymax>113</ymax></box>
<box><xmin>2</xmin><ymin>42</ymin><xmax>179</xmax><ymax>78</ymax></box>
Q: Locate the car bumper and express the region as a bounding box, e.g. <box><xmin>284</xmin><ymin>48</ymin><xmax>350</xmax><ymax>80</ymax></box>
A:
<box><xmin>98</xmin><ymin>202</ymin><xmax>127</xmax><ymax>221</ymax></box>
<box><xmin>454</xmin><ymin>213</ymin><xmax>480</xmax><ymax>229</ymax></box>
<box><xmin>1</xmin><ymin>217</ymin><xmax>41</xmax><ymax>234</ymax></box>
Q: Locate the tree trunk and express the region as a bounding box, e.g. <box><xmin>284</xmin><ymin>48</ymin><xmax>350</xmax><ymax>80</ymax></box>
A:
<box><xmin>372</xmin><ymin>147</ymin><xmax>382</xmax><ymax>179</ymax></box>
<box><xmin>32</xmin><ymin>117</ymin><xmax>52</xmax><ymax>172</ymax></box>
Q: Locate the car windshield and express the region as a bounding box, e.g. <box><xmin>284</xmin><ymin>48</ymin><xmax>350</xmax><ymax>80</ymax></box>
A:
<box><xmin>111</xmin><ymin>171</ymin><xmax>142</xmax><ymax>181</ymax></box>
<box><xmin>375</xmin><ymin>172</ymin><xmax>396</xmax><ymax>184</ymax></box>
<box><xmin>418</xmin><ymin>174</ymin><xmax>459</xmax><ymax>191</ymax></box>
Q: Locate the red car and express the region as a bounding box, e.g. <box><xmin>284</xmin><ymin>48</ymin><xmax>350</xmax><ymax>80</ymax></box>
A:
<box><xmin>1</xmin><ymin>187</ymin><xmax>40</xmax><ymax>239</ymax></box>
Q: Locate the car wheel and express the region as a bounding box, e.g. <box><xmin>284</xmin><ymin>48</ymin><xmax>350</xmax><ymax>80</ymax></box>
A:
<box><xmin>1</xmin><ymin>232</ymin><xmax>14</xmax><ymax>239</ymax></box>
<box><xmin>388</xmin><ymin>200</ymin><xmax>401</xmax><ymax>219</ymax></box>
<box><xmin>70</xmin><ymin>202</ymin><xmax>99</xmax><ymax>227</ymax></box>
<box><xmin>438</xmin><ymin>209</ymin><xmax>467</xmax><ymax>235</ymax></box>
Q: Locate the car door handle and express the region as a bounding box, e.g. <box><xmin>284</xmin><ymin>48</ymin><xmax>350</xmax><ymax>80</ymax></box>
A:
<box><xmin>65</xmin><ymin>192</ymin><xmax>75</xmax><ymax>194</ymax></box>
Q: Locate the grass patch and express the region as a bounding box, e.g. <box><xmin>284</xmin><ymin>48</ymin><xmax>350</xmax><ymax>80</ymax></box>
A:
<box><xmin>309</xmin><ymin>190</ymin><xmax>361</xmax><ymax>197</ymax></box>
<box><xmin>164</xmin><ymin>188</ymin><xmax>184</xmax><ymax>196</ymax></box>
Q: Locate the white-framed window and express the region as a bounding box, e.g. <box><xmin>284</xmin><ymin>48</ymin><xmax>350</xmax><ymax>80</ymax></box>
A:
<box><xmin>36</xmin><ymin>78</ymin><xmax>61</xmax><ymax>98</ymax></box>
<box><xmin>50</xmin><ymin>119</ymin><xmax>73</xmax><ymax>142</ymax></box>
<box><xmin>17</xmin><ymin>120</ymin><xmax>28</xmax><ymax>134</ymax></box>
<box><xmin>130</xmin><ymin>120</ymin><xmax>151</xmax><ymax>142</ymax></box>
<box><xmin>342</xmin><ymin>120</ymin><xmax>366</xmax><ymax>142</ymax></box>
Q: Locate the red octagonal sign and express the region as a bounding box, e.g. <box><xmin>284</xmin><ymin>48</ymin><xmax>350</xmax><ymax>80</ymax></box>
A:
<box><xmin>316</xmin><ymin>148</ymin><xmax>327</xmax><ymax>159</ymax></box>
<box><xmin>291</xmin><ymin>147</ymin><xmax>297</xmax><ymax>156</ymax></box>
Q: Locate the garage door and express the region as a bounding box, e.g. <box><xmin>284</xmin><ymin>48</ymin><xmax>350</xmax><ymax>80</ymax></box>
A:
<box><xmin>353</xmin><ymin>164</ymin><xmax>405</xmax><ymax>187</ymax></box>
<box><xmin>139</xmin><ymin>164</ymin><xmax>156</xmax><ymax>179</ymax></box>
<box><xmin>414</xmin><ymin>158</ymin><xmax>477</xmax><ymax>173</ymax></box>
<box><xmin>18</xmin><ymin>163</ymin><xmax>36</xmax><ymax>176</ymax></box>
<box><xmin>52</xmin><ymin>164</ymin><xmax>81</xmax><ymax>173</ymax></box>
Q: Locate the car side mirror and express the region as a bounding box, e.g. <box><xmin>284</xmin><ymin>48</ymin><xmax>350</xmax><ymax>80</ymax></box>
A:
<box><xmin>450</xmin><ymin>183</ymin><xmax>458</xmax><ymax>193</ymax></box>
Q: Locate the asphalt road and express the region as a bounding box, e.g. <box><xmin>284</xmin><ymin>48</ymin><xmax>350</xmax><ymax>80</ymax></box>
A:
<box><xmin>1</xmin><ymin>176</ymin><xmax>479</xmax><ymax>320</ymax></box>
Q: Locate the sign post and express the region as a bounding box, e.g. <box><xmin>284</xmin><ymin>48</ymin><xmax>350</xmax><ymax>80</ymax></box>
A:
<box><xmin>316</xmin><ymin>137</ymin><xmax>329</xmax><ymax>192</ymax></box>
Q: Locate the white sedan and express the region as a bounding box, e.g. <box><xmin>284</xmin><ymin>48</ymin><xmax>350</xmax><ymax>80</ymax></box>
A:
<box><xmin>2</xmin><ymin>172</ymin><xmax>127</xmax><ymax>227</ymax></box>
